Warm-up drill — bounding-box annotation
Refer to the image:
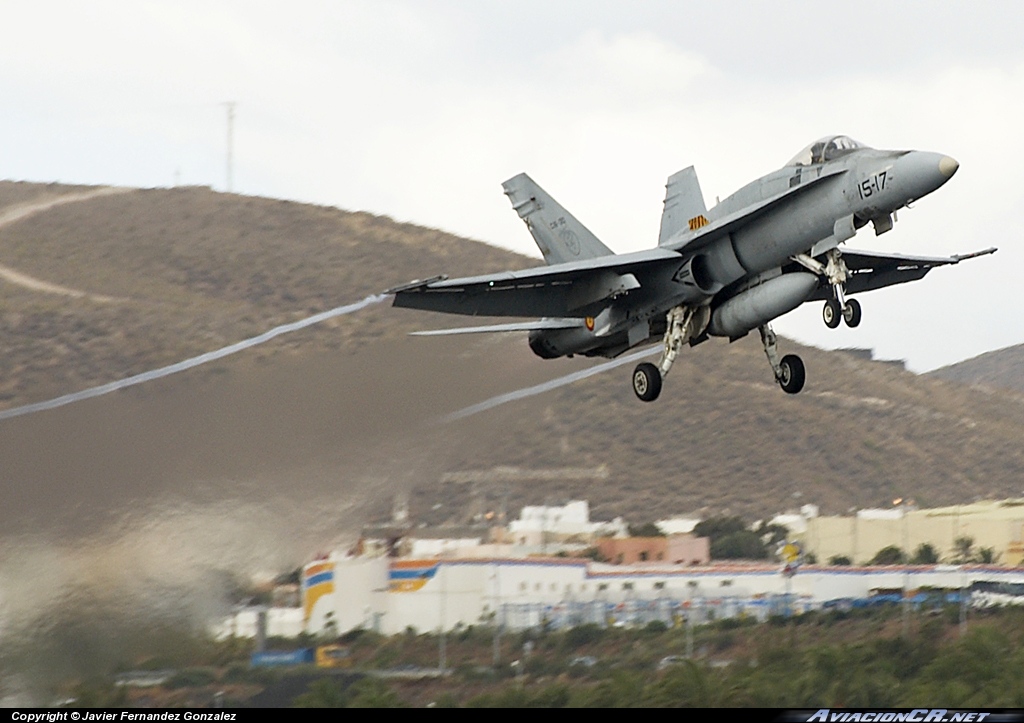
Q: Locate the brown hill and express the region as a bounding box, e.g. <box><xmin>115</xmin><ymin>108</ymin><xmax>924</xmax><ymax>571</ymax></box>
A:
<box><xmin>0</xmin><ymin>180</ymin><xmax>1022</xmax><ymax>550</ymax></box>
<box><xmin>929</xmin><ymin>344</ymin><xmax>1024</xmax><ymax>394</ymax></box>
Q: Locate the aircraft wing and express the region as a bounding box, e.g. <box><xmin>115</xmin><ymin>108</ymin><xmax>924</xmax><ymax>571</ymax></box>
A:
<box><xmin>805</xmin><ymin>246</ymin><xmax>997</xmax><ymax>299</ymax></box>
<box><xmin>387</xmin><ymin>247</ymin><xmax>682</xmax><ymax>318</ymax></box>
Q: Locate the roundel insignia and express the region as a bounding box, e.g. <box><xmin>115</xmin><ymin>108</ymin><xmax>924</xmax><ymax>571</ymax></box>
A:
<box><xmin>585</xmin><ymin>317</ymin><xmax>595</xmax><ymax>331</ymax></box>
<box><xmin>559</xmin><ymin>228</ymin><xmax>581</xmax><ymax>256</ymax></box>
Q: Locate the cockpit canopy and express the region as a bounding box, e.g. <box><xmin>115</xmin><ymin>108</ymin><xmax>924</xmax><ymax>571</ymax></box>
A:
<box><xmin>787</xmin><ymin>135</ymin><xmax>868</xmax><ymax>166</ymax></box>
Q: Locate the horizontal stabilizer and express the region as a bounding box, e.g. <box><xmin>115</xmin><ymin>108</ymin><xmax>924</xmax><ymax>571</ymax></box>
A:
<box><xmin>411</xmin><ymin>319</ymin><xmax>584</xmax><ymax>336</ymax></box>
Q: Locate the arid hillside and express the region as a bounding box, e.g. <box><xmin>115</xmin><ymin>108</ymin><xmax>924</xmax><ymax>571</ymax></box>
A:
<box><xmin>930</xmin><ymin>344</ymin><xmax>1024</xmax><ymax>395</ymax></box>
<box><xmin>0</xmin><ymin>181</ymin><xmax>1021</xmax><ymax>545</ymax></box>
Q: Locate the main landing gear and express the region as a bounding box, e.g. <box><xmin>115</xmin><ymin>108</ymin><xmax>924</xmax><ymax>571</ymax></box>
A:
<box><xmin>630</xmin><ymin>306</ymin><xmax>806</xmax><ymax>401</ymax></box>
<box><xmin>632</xmin><ymin>305</ymin><xmax>705</xmax><ymax>403</ymax></box>
<box><xmin>759</xmin><ymin>323</ymin><xmax>804</xmax><ymax>394</ymax></box>
<box><xmin>632</xmin><ymin>362</ymin><xmax>662</xmax><ymax>402</ymax></box>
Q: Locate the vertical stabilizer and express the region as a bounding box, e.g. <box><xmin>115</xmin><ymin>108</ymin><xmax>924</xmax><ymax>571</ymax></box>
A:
<box><xmin>659</xmin><ymin>166</ymin><xmax>707</xmax><ymax>246</ymax></box>
<box><xmin>502</xmin><ymin>173</ymin><xmax>614</xmax><ymax>265</ymax></box>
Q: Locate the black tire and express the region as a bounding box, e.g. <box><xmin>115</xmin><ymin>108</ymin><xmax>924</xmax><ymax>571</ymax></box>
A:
<box><xmin>843</xmin><ymin>298</ymin><xmax>862</xmax><ymax>328</ymax></box>
<box><xmin>778</xmin><ymin>354</ymin><xmax>805</xmax><ymax>394</ymax></box>
<box><xmin>632</xmin><ymin>362</ymin><xmax>662</xmax><ymax>402</ymax></box>
<box><xmin>823</xmin><ymin>299</ymin><xmax>841</xmax><ymax>329</ymax></box>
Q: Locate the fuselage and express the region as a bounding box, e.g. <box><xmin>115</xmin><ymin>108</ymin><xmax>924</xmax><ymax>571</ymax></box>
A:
<box><xmin>531</xmin><ymin>137</ymin><xmax>959</xmax><ymax>358</ymax></box>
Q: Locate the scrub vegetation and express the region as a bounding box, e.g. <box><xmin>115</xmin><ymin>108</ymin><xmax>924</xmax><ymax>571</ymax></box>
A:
<box><xmin>4</xmin><ymin>180</ymin><xmax>1024</xmax><ymax>528</ymax></box>
<box><xmin>46</xmin><ymin>605</ymin><xmax>1024</xmax><ymax>707</ymax></box>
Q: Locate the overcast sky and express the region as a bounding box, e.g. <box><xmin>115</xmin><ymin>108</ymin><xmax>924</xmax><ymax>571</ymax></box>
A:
<box><xmin>2</xmin><ymin>1</ymin><xmax>1022</xmax><ymax>372</ymax></box>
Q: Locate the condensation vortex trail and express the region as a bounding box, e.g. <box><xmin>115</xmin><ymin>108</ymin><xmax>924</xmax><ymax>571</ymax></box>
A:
<box><xmin>442</xmin><ymin>346</ymin><xmax>660</xmax><ymax>423</ymax></box>
<box><xmin>0</xmin><ymin>294</ymin><xmax>389</xmax><ymax>422</ymax></box>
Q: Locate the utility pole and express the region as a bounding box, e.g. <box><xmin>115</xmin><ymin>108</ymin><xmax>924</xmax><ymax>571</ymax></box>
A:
<box><xmin>686</xmin><ymin>580</ymin><xmax>698</xmax><ymax>658</ymax></box>
<box><xmin>492</xmin><ymin>564</ymin><xmax>502</xmax><ymax>668</ymax></box>
<box><xmin>224</xmin><ymin>101</ymin><xmax>236</xmax><ymax>192</ymax></box>
<box><xmin>959</xmin><ymin>566</ymin><xmax>969</xmax><ymax>637</ymax></box>
<box><xmin>902</xmin><ymin>502</ymin><xmax>911</xmax><ymax>636</ymax></box>
<box><xmin>439</xmin><ymin>561</ymin><xmax>447</xmax><ymax>673</ymax></box>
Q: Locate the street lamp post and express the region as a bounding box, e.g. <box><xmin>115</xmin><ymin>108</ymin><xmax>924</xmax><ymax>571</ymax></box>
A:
<box><xmin>686</xmin><ymin>580</ymin><xmax>699</xmax><ymax>658</ymax></box>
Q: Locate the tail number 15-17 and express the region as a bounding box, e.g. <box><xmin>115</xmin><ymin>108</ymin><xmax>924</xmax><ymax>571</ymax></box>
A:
<box><xmin>858</xmin><ymin>170</ymin><xmax>888</xmax><ymax>199</ymax></box>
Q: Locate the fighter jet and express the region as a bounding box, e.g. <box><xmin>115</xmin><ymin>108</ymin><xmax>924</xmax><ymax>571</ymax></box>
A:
<box><xmin>388</xmin><ymin>136</ymin><xmax>995</xmax><ymax>402</ymax></box>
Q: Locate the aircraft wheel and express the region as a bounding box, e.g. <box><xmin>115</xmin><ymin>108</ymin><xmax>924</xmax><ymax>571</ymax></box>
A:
<box><xmin>778</xmin><ymin>354</ymin><xmax>805</xmax><ymax>395</ymax></box>
<box><xmin>632</xmin><ymin>362</ymin><xmax>662</xmax><ymax>402</ymax></box>
<box><xmin>823</xmin><ymin>299</ymin><xmax>841</xmax><ymax>329</ymax></box>
<box><xmin>843</xmin><ymin>298</ymin><xmax>862</xmax><ymax>328</ymax></box>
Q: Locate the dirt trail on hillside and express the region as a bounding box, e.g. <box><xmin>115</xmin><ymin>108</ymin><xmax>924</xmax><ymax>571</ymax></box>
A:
<box><xmin>0</xmin><ymin>186</ymin><xmax>134</xmax><ymax>302</ymax></box>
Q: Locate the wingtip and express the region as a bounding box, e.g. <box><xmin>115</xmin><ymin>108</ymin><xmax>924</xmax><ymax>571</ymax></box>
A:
<box><xmin>383</xmin><ymin>274</ymin><xmax>448</xmax><ymax>294</ymax></box>
<box><xmin>951</xmin><ymin>247</ymin><xmax>998</xmax><ymax>263</ymax></box>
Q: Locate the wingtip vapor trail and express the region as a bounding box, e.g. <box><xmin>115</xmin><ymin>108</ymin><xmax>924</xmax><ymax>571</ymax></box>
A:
<box><xmin>441</xmin><ymin>346</ymin><xmax>659</xmax><ymax>423</ymax></box>
<box><xmin>0</xmin><ymin>294</ymin><xmax>390</xmax><ymax>422</ymax></box>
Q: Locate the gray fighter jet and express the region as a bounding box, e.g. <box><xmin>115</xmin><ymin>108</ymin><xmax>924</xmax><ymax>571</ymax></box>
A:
<box><xmin>389</xmin><ymin>136</ymin><xmax>995</xmax><ymax>402</ymax></box>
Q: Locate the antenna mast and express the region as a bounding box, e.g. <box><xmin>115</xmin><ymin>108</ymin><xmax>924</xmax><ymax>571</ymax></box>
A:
<box><xmin>224</xmin><ymin>101</ymin><xmax>236</xmax><ymax>192</ymax></box>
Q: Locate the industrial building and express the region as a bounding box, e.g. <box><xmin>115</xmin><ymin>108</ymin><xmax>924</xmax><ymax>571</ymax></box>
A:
<box><xmin>214</xmin><ymin>497</ymin><xmax>1024</xmax><ymax>640</ymax></box>
<box><xmin>300</xmin><ymin>554</ymin><xmax>1024</xmax><ymax>636</ymax></box>
<box><xmin>779</xmin><ymin>500</ymin><xmax>1024</xmax><ymax>565</ymax></box>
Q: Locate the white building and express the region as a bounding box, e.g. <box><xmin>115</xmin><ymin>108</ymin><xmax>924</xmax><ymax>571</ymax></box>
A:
<box><xmin>299</xmin><ymin>554</ymin><xmax>1024</xmax><ymax>636</ymax></box>
<box><xmin>508</xmin><ymin>500</ymin><xmax>627</xmax><ymax>545</ymax></box>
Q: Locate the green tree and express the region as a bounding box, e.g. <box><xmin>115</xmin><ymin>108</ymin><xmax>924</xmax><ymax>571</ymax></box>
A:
<box><xmin>713</xmin><ymin>530</ymin><xmax>769</xmax><ymax>559</ymax></box>
<box><xmin>976</xmin><ymin>547</ymin><xmax>999</xmax><ymax>564</ymax></box>
<box><xmin>693</xmin><ymin>516</ymin><xmax>748</xmax><ymax>541</ymax></box>
<box><xmin>829</xmin><ymin>555</ymin><xmax>852</xmax><ymax>566</ymax></box>
<box><xmin>953</xmin><ymin>536</ymin><xmax>975</xmax><ymax>564</ymax></box>
<box><xmin>756</xmin><ymin>521</ymin><xmax>790</xmax><ymax>548</ymax></box>
<box><xmin>628</xmin><ymin>521</ymin><xmax>666</xmax><ymax>537</ymax></box>
<box><xmin>868</xmin><ymin>545</ymin><xmax>905</xmax><ymax>565</ymax></box>
<box><xmin>911</xmin><ymin>543</ymin><xmax>940</xmax><ymax>564</ymax></box>
<box><xmin>293</xmin><ymin>679</ymin><xmax>350</xmax><ymax>708</ymax></box>
<box><xmin>347</xmin><ymin>678</ymin><xmax>405</xmax><ymax>708</ymax></box>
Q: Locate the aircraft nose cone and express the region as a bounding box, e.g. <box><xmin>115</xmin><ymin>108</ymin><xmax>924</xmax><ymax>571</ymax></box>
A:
<box><xmin>897</xmin><ymin>151</ymin><xmax>957</xmax><ymax>202</ymax></box>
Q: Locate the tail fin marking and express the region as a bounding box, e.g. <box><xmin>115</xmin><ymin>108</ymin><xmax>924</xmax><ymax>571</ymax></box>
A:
<box><xmin>502</xmin><ymin>173</ymin><xmax>614</xmax><ymax>265</ymax></box>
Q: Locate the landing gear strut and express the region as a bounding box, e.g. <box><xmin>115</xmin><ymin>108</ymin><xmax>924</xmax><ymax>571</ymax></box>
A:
<box><xmin>795</xmin><ymin>249</ymin><xmax>863</xmax><ymax>329</ymax></box>
<box><xmin>631</xmin><ymin>305</ymin><xmax>708</xmax><ymax>402</ymax></box>
<box><xmin>759</xmin><ymin>323</ymin><xmax>805</xmax><ymax>394</ymax></box>
<box><xmin>819</xmin><ymin>249</ymin><xmax>861</xmax><ymax>329</ymax></box>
